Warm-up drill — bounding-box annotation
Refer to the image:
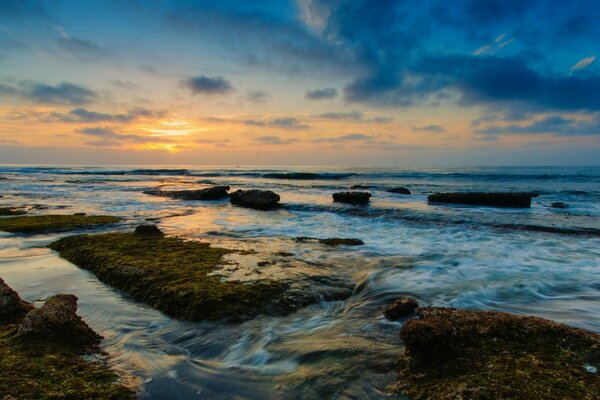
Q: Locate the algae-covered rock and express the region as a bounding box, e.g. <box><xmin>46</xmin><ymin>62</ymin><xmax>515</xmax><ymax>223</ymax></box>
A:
<box><xmin>0</xmin><ymin>281</ymin><xmax>134</xmax><ymax>399</ymax></box>
<box><xmin>0</xmin><ymin>214</ymin><xmax>122</xmax><ymax>233</ymax></box>
<box><xmin>383</xmin><ymin>297</ymin><xmax>418</xmax><ymax>321</ymax></box>
<box><xmin>427</xmin><ymin>192</ymin><xmax>538</xmax><ymax>208</ymax></box>
<box><xmin>49</xmin><ymin>232</ymin><xmax>307</xmax><ymax>322</ymax></box>
<box><xmin>230</xmin><ymin>189</ymin><xmax>280</xmax><ymax>210</ymax></box>
<box><xmin>18</xmin><ymin>294</ymin><xmax>101</xmax><ymax>346</ymax></box>
<box><xmin>134</xmin><ymin>224</ymin><xmax>164</xmax><ymax>236</ymax></box>
<box><xmin>551</xmin><ymin>201</ymin><xmax>568</xmax><ymax>209</ymax></box>
<box><xmin>396</xmin><ymin>307</ymin><xmax>600</xmax><ymax>399</ymax></box>
<box><xmin>0</xmin><ymin>278</ymin><xmax>33</xmax><ymax>324</ymax></box>
<box><xmin>387</xmin><ymin>187</ymin><xmax>411</xmax><ymax>195</ymax></box>
<box><xmin>332</xmin><ymin>191</ymin><xmax>371</xmax><ymax>205</ymax></box>
<box><xmin>144</xmin><ymin>185</ymin><xmax>230</xmax><ymax>200</ymax></box>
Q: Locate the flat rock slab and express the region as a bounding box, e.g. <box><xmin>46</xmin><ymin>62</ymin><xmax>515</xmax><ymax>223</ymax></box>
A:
<box><xmin>49</xmin><ymin>231</ymin><xmax>319</xmax><ymax>322</ymax></box>
<box><xmin>396</xmin><ymin>307</ymin><xmax>600</xmax><ymax>399</ymax></box>
<box><xmin>144</xmin><ymin>185</ymin><xmax>230</xmax><ymax>200</ymax></box>
<box><xmin>0</xmin><ymin>214</ymin><xmax>122</xmax><ymax>234</ymax></box>
<box><xmin>332</xmin><ymin>191</ymin><xmax>371</xmax><ymax>205</ymax></box>
<box><xmin>427</xmin><ymin>192</ymin><xmax>538</xmax><ymax>208</ymax></box>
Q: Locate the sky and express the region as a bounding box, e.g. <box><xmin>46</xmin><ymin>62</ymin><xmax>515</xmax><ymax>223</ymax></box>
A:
<box><xmin>0</xmin><ymin>0</ymin><xmax>599</xmax><ymax>166</ymax></box>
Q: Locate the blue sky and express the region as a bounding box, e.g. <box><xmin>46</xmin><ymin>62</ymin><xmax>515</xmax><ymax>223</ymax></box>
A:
<box><xmin>0</xmin><ymin>0</ymin><xmax>599</xmax><ymax>165</ymax></box>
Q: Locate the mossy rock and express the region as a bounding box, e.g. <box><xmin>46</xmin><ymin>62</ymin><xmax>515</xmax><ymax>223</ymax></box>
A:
<box><xmin>0</xmin><ymin>214</ymin><xmax>122</xmax><ymax>234</ymax></box>
<box><xmin>48</xmin><ymin>232</ymin><xmax>302</xmax><ymax>322</ymax></box>
<box><xmin>395</xmin><ymin>307</ymin><xmax>600</xmax><ymax>399</ymax></box>
<box><xmin>0</xmin><ymin>207</ymin><xmax>27</xmax><ymax>216</ymax></box>
<box><xmin>0</xmin><ymin>282</ymin><xmax>134</xmax><ymax>399</ymax></box>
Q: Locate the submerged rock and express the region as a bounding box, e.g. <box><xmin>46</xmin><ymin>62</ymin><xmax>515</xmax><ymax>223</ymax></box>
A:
<box><xmin>551</xmin><ymin>201</ymin><xmax>568</xmax><ymax>209</ymax></box>
<box><xmin>18</xmin><ymin>294</ymin><xmax>101</xmax><ymax>346</ymax></box>
<box><xmin>383</xmin><ymin>297</ymin><xmax>418</xmax><ymax>320</ymax></box>
<box><xmin>230</xmin><ymin>189</ymin><xmax>280</xmax><ymax>210</ymax></box>
<box><xmin>332</xmin><ymin>191</ymin><xmax>371</xmax><ymax>205</ymax></box>
<box><xmin>144</xmin><ymin>185</ymin><xmax>230</xmax><ymax>200</ymax></box>
<box><xmin>387</xmin><ymin>187</ymin><xmax>411</xmax><ymax>195</ymax></box>
<box><xmin>396</xmin><ymin>307</ymin><xmax>600</xmax><ymax>399</ymax></box>
<box><xmin>134</xmin><ymin>224</ymin><xmax>164</xmax><ymax>236</ymax></box>
<box><xmin>428</xmin><ymin>192</ymin><xmax>538</xmax><ymax>208</ymax></box>
<box><xmin>0</xmin><ymin>207</ymin><xmax>27</xmax><ymax>216</ymax></box>
<box><xmin>0</xmin><ymin>278</ymin><xmax>33</xmax><ymax>324</ymax></box>
<box><xmin>296</xmin><ymin>237</ymin><xmax>364</xmax><ymax>246</ymax></box>
<box><xmin>351</xmin><ymin>184</ymin><xmax>372</xmax><ymax>189</ymax></box>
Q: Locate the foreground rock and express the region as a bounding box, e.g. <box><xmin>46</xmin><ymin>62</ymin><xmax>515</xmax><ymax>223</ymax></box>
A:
<box><xmin>428</xmin><ymin>192</ymin><xmax>538</xmax><ymax>208</ymax></box>
<box><xmin>230</xmin><ymin>189</ymin><xmax>280</xmax><ymax>210</ymax></box>
<box><xmin>332</xmin><ymin>191</ymin><xmax>371</xmax><ymax>205</ymax></box>
<box><xmin>395</xmin><ymin>307</ymin><xmax>600</xmax><ymax>399</ymax></box>
<box><xmin>144</xmin><ymin>185</ymin><xmax>230</xmax><ymax>200</ymax></box>
<box><xmin>383</xmin><ymin>297</ymin><xmax>418</xmax><ymax>320</ymax></box>
<box><xmin>49</xmin><ymin>231</ymin><xmax>314</xmax><ymax>322</ymax></box>
<box><xmin>0</xmin><ymin>214</ymin><xmax>122</xmax><ymax>233</ymax></box>
<box><xmin>387</xmin><ymin>187</ymin><xmax>411</xmax><ymax>195</ymax></box>
<box><xmin>0</xmin><ymin>278</ymin><xmax>33</xmax><ymax>324</ymax></box>
<box><xmin>295</xmin><ymin>237</ymin><xmax>364</xmax><ymax>246</ymax></box>
<box><xmin>0</xmin><ymin>281</ymin><xmax>134</xmax><ymax>399</ymax></box>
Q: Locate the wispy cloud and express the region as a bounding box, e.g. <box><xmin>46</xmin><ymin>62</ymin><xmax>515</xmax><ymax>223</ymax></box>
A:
<box><xmin>570</xmin><ymin>56</ymin><xmax>596</xmax><ymax>73</ymax></box>
<box><xmin>306</xmin><ymin>87</ymin><xmax>337</xmax><ymax>100</ymax></box>
<box><xmin>253</xmin><ymin>135</ymin><xmax>298</xmax><ymax>144</ymax></box>
<box><xmin>181</xmin><ymin>76</ymin><xmax>233</xmax><ymax>95</ymax></box>
<box><xmin>412</xmin><ymin>124</ymin><xmax>446</xmax><ymax>132</ymax></box>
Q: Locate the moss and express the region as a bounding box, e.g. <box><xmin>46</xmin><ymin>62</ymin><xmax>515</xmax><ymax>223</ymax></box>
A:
<box><xmin>0</xmin><ymin>207</ymin><xmax>27</xmax><ymax>216</ymax></box>
<box><xmin>0</xmin><ymin>214</ymin><xmax>122</xmax><ymax>234</ymax></box>
<box><xmin>48</xmin><ymin>232</ymin><xmax>299</xmax><ymax>322</ymax></box>
<box><xmin>395</xmin><ymin>307</ymin><xmax>600</xmax><ymax>400</ymax></box>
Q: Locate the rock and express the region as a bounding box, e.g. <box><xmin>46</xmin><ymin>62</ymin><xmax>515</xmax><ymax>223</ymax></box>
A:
<box><xmin>387</xmin><ymin>187</ymin><xmax>411</xmax><ymax>195</ymax></box>
<box><xmin>295</xmin><ymin>237</ymin><xmax>364</xmax><ymax>246</ymax></box>
<box><xmin>551</xmin><ymin>202</ymin><xmax>568</xmax><ymax>209</ymax></box>
<box><xmin>18</xmin><ymin>294</ymin><xmax>101</xmax><ymax>345</ymax></box>
<box><xmin>134</xmin><ymin>224</ymin><xmax>164</xmax><ymax>236</ymax></box>
<box><xmin>0</xmin><ymin>278</ymin><xmax>33</xmax><ymax>324</ymax></box>
<box><xmin>332</xmin><ymin>191</ymin><xmax>371</xmax><ymax>205</ymax></box>
<box><xmin>396</xmin><ymin>307</ymin><xmax>600</xmax><ymax>399</ymax></box>
<box><xmin>351</xmin><ymin>184</ymin><xmax>372</xmax><ymax>189</ymax></box>
<box><xmin>230</xmin><ymin>189</ymin><xmax>280</xmax><ymax>210</ymax></box>
<box><xmin>0</xmin><ymin>207</ymin><xmax>27</xmax><ymax>216</ymax></box>
<box><xmin>383</xmin><ymin>297</ymin><xmax>418</xmax><ymax>320</ymax></box>
<box><xmin>427</xmin><ymin>192</ymin><xmax>539</xmax><ymax>208</ymax></box>
<box><xmin>144</xmin><ymin>186</ymin><xmax>230</xmax><ymax>200</ymax></box>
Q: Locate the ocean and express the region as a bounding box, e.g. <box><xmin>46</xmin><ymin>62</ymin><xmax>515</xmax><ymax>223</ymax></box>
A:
<box><xmin>1</xmin><ymin>165</ymin><xmax>599</xmax><ymax>399</ymax></box>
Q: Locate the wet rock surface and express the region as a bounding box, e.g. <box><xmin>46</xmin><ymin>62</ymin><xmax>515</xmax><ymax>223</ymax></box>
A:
<box><xmin>396</xmin><ymin>307</ymin><xmax>600</xmax><ymax>399</ymax></box>
<box><xmin>0</xmin><ymin>214</ymin><xmax>122</xmax><ymax>233</ymax></box>
<box><xmin>428</xmin><ymin>192</ymin><xmax>539</xmax><ymax>208</ymax></box>
<box><xmin>0</xmin><ymin>207</ymin><xmax>27</xmax><ymax>216</ymax></box>
<box><xmin>383</xmin><ymin>297</ymin><xmax>418</xmax><ymax>320</ymax></box>
<box><xmin>144</xmin><ymin>185</ymin><xmax>230</xmax><ymax>200</ymax></box>
<box><xmin>551</xmin><ymin>201</ymin><xmax>568</xmax><ymax>208</ymax></box>
<box><xmin>295</xmin><ymin>237</ymin><xmax>364</xmax><ymax>246</ymax></box>
<box><xmin>230</xmin><ymin>189</ymin><xmax>281</xmax><ymax>210</ymax></box>
<box><xmin>332</xmin><ymin>191</ymin><xmax>371</xmax><ymax>205</ymax></box>
<box><xmin>387</xmin><ymin>187</ymin><xmax>411</xmax><ymax>195</ymax></box>
<box><xmin>134</xmin><ymin>224</ymin><xmax>164</xmax><ymax>236</ymax></box>
<box><xmin>0</xmin><ymin>278</ymin><xmax>33</xmax><ymax>324</ymax></box>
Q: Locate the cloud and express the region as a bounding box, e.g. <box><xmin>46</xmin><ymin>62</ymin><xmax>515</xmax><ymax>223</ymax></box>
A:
<box><xmin>53</xmin><ymin>26</ymin><xmax>108</xmax><ymax>61</ymax></box>
<box><xmin>476</xmin><ymin>114</ymin><xmax>600</xmax><ymax>136</ymax></box>
<box><xmin>246</xmin><ymin>90</ymin><xmax>269</xmax><ymax>103</ymax></box>
<box><xmin>570</xmin><ymin>56</ymin><xmax>596</xmax><ymax>73</ymax></box>
<box><xmin>0</xmin><ymin>81</ymin><xmax>98</xmax><ymax>105</ymax></box>
<box><xmin>181</xmin><ymin>75</ymin><xmax>233</xmax><ymax>95</ymax></box>
<box><xmin>317</xmin><ymin>111</ymin><xmax>393</xmax><ymax>123</ymax></box>
<box><xmin>313</xmin><ymin>133</ymin><xmax>374</xmax><ymax>143</ymax></box>
<box><xmin>78</xmin><ymin>126</ymin><xmax>174</xmax><ymax>145</ymax></box>
<box><xmin>244</xmin><ymin>117</ymin><xmax>309</xmax><ymax>130</ymax></box>
<box><xmin>306</xmin><ymin>87</ymin><xmax>337</xmax><ymax>99</ymax></box>
<box><xmin>50</xmin><ymin>107</ymin><xmax>164</xmax><ymax>123</ymax></box>
<box><xmin>412</xmin><ymin>124</ymin><xmax>447</xmax><ymax>132</ymax></box>
<box><xmin>253</xmin><ymin>135</ymin><xmax>298</xmax><ymax>144</ymax></box>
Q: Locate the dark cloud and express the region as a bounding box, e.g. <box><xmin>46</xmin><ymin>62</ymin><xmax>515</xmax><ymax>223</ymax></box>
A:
<box><xmin>306</xmin><ymin>87</ymin><xmax>337</xmax><ymax>100</ymax></box>
<box><xmin>0</xmin><ymin>81</ymin><xmax>98</xmax><ymax>105</ymax></box>
<box><xmin>253</xmin><ymin>135</ymin><xmax>298</xmax><ymax>144</ymax></box>
<box><xmin>50</xmin><ymin>107</ymin><xmax>164</xmax><ymax>123</ymax></box>
<box><xmin>244</xmin><ymin>117</ymin><xmax>309</xmax><ymax>130</ymax></box>
<box><xmin>182</xmin><ymin>75</ymin><xmax>233</xmax><ymax>95</ymax></box>
<box><xmin>246</xmin><ymin>90</ymin><xmax>269</xmax><ymax>103</ymax></box>
<box><xmin>476</xmin><ymin>114</ymin><xmax>600</xmax><ymax>136</ymax></box>
<box><xmin>412</xmin><ymin>124</ymin><xmax>446</xmax><ymax>132</ymax></box>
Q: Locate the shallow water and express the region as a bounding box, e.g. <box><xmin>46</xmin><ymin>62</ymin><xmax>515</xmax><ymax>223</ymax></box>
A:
<box><xmin>1</xmin><ymin>165</ymin><xmax>600</xmax><ymax>399</ymax></box>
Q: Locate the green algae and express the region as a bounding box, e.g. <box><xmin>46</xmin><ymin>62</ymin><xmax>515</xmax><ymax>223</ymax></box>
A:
<box><xmin>395</xmin><ymin>307</ymin><xmax>600</xmax><ymax>400</ymax></box>
<box><xmin>48</xmin><ymin>232</ymin><xmax>298</xmax><ymax>322</ymax></box>
<box><xmin>0</xmin><ymin>214</ymin><xmax>122</xmax><ymax>233</ymax></box>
